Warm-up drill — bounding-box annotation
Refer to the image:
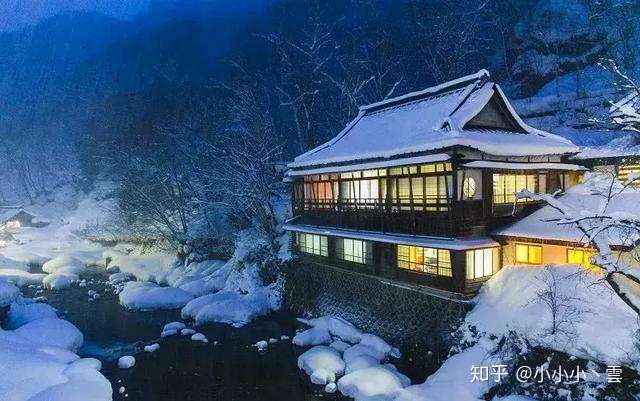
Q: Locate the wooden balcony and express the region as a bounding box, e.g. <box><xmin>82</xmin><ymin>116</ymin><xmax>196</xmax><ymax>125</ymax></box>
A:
<box><xmin>292</xmin><ymin>198</ymin><xmax>486</xmax><ymax>237</ymax></box>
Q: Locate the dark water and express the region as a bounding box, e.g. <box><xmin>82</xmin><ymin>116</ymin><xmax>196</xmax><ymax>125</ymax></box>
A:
<box><xmin>22</xmin><ymin>268</ymin><xmax>335</xmax><ymax>401</ymax></box>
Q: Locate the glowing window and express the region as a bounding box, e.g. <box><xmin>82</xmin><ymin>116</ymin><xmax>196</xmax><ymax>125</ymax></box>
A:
<box><xmin>567</xmin><ymin>248</ymin><xmax>600</xmax><ymax>274</ymax></box>
<box><xmin>337</xmin><ymin>238</ymin><xmax>372</xmax><ymax>265</ymax></box>
<box><xmin>296</xmin><ymin>233</ymin><xmax>328</xmax><ymax>257</ymax></box>
<box><xmin>465</xmin><ymin>248</ymin><xmax>495</xmax><ymax>279</ymax></box>
<box><xmin>462</xmin><ymin>177</ymin><xmax>477</xmax><ymax>199</ymax></box>
<box><xmin>493</xmin><ymin>174</ymin><xmax>537</xmax><ymax>204</ymax></box>
<box><xmin>515</xmin><ymin>243</ymin><xmax>542</xmax><ymax>264</ymax></box>
<box><xmin>397</xmin><ymin>245</ymin><xmax>451</xmax><ymax>277</ymax></box>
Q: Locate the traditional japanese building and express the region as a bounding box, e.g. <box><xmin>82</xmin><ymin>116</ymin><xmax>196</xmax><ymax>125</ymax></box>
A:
<box><xmin>283</xmin><ymin>70</ymin><xmax>585</xmax><ymax>299</ymax></box>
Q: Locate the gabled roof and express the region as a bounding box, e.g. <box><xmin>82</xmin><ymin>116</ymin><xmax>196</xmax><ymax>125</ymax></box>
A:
<box><xmin>289</xmin><ymin>70</ymin><xmax>578</xmax><ymax>170</ymax></box>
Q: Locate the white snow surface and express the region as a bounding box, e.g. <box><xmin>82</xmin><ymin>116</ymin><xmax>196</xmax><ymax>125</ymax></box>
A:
<box><xmin>0</xmin><ymin>279</ymin><xmax>20</xmax><ymax>306</ymax></box>
<box><xmin>117</xmin><ymin>355</ymin><xmax>135</xmax><ymax>369</ymax></box>
<box><xmin>119</xmin><ymin>281</ymin><xmax>195</xmax><ymax>310</ymax></box>
<box><xmin>6</xmin><ymin>300</ymin><xmax>58</xmax><ymax>329</ymax></box>
<box><xmin>298</xmin><ymin>346</ymin><xmax>345</xmax><ymax>385</ymax></box>
<box><xmin>466</xmin><ymin>265</ymin><xmax>638</xmax><ymax>366</ymax></box>
<box><xmin>0</xmin><ymin>294</ymin><xmax>110</xmax><ymax>401</ymax></box>
<box><xmin>294</xmin><ymin>316</ymin><xmax>408</xmax><ymax>401</ymax></box>
<box><xmin>395</xmin><ymin>338</ymin><xmax>500</xmax><ymax>401</ymax></box>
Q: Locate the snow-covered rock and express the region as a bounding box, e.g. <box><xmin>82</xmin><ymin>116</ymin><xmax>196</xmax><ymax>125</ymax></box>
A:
<box><xmin>298</xmin><ymin>346</ymin><xmax>346</xmax><ymax>385</ymax></box>
<box><xmin>119</xmin><ymin>281</ymin><xmax>194</xmax><ymax>310</ymax></box>
<box><xmin>181</xmin><ymin>289</ymin><xmax>273</xmax><ymax>327</ymax></box>
<box><xmin>338</xmin><ymin>365</ymin><xmax>409</xmax><ymax>401</ymax></box>
<box><xmin>180</xmin><ymin>328</ymin><xmax>196</xmax><ymax>336</ymax></box>
<box><xmin>0</xmin><ymin>279</ymin><xmax>20</xmax><ymax>306</ymax></box>
<box><xmin>13</xmin><ymin>317</ymin><xmax>84</xmax><ymax>352</ymax></box>
<box><xmin>42</xmin><ymin>255</ymin><xmax>85</xmax><ymax>274</ymax></box>
<box><xmin>253</xmin><ymin>340</ymin><xmax>268</xmax><ymax>351</ymax></box>
<box><xmin>144</xmin><ymin>343</ymin><xmax>160</xmax><ymax>353</ymax></box>
<box><xmin>6</xmin><ymin>300</ymin><xmax>58</xmax><ymax>329</ymax></box>
<box><xmin>118</xmin><ymin>355</ymin><xmax>135</xmax><ymax>369</ymax></box>
<box><xmin>163</xmin><ymin>321</ymin><xmax>186</xmax><ymax>332</ymax></box>
<box><xmin>108</xmin><ymin>271</ymin><xmax>134</xmax><ymax>284</ymax></box>
<box><xmin>43</xmin><ymin>272</ymin><xmax>79</xmax><ymax>290</ymax></box>
<box><xmin>191</xmin><ymin>333</ymin><xmax>207</xmax><ymax>342</ymax></box>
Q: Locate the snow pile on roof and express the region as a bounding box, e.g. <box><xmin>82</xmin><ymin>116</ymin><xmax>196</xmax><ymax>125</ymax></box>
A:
<box><xmin>293</xmin><ymin>316</ymin><xmax>409</xmax><ymax>401</ymax></box>
<box><xmin>610</xmin><ymin>91</ymin><xmax>640</xmax><ymax>129</ymax></box>
<box><xmin>0</xmin><ymin>291</ymin><xmax>111</xmax><ymax>401</ymax></box>
<box><xmin>466</xmin><ymin>265</ymin><xmax>638</xmax><ymax>366</ymax></box>
<box><xmin>494</xmin><ymin>173</ymin><xmax>640</xmax><ymax>246</ymax></box>
<box><xmin>290</xmin><ymin>70</ymin><xmax>577</xmax><ymax>169</ymax></box>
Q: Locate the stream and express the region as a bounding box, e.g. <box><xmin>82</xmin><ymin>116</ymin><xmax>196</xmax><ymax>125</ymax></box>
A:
<box><xmin>21</xmin><ymin>267</ymin><xmax>334</xmax><ymax>401</ymax></box>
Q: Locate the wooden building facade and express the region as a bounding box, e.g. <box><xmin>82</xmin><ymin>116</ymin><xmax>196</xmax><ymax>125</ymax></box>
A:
<box><xmin>284</xmin><ymin>70</ymin><xmax>583</xmax><ymax>298</ymax></box>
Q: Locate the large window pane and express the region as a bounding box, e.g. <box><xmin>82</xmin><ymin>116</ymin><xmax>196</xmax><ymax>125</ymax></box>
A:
<box><xmin>397</xmin><ymin>245</ymin><xmax>451</xmax><ymax>277</ymax></box>
<box><xmin>296</xmin><ymin>233</ymin><xmax>328</xmax><ymax>257</ymax></box>
<box><xmin>465</xmin><ymin>248</ymin><xmax>496</xmax><ymax>279</ymax></box>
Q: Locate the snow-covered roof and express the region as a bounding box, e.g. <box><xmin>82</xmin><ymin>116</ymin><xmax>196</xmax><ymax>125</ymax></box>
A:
<box><xmin>286</xmin><ymin>153</ymin><xmax>450</xmax><ymax>177</ymax></box>
<box><xmin>289</xmin><ymin>70</ymin><xmax>578</xmax><ymax>170</ymax></box>
<box><xmin>284</xmin><ymin>223</ymin><xmax>499</xmax><ymax>250</ymax></box>
<box><xmin>493</xmin><ymin>177</ymin><xmax>640</xmax><ymax>247</ymax></box>
<box><xmin>463</xmin><ymin>161</ymin><xmax>587</xmax><ymax>171</ymax></box>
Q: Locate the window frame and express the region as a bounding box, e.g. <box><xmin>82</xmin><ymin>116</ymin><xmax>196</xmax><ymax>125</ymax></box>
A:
<box><xmin>397</xmin><ymin>245</ymin><xmax>452</xmax><ymax>277</ymax></box>
<box><xmin>336</xmin><ymin>237</ymin><xmax>372</xmax><ymax>265</ymax></box>
<box><xmin>465</xmin><ymin>248</ymin><xmax>496</xmax><ymax>279</ymax></box>
<box><xmin>514</xmin><ymin>243</ymin><xmax>542</xmax><ymax>265</ymax></box>
<box><xmin>295</xmin><ymin>232</ymin><xmax>328</xmax><ymax>257</ymax></box>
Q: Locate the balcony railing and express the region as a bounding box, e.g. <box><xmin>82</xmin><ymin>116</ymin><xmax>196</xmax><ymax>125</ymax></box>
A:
<box><xmin>293</xmin><ymin>198</ymin><xmax>485</xmax><ymax>237</ymax></box>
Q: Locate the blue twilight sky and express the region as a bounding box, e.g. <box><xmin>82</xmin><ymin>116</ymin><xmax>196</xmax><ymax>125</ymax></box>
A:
<box><xmin>0</xmin><ymin>0</ymin><xmax>152</xmax><ymax>32</ymax></box>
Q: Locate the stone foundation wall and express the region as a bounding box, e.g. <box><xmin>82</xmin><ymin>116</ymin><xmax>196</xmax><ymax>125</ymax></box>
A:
<box><xmin>284</xmin><ymin>261</ymin><xmax>470</xmax><ymax>375</ymax></box>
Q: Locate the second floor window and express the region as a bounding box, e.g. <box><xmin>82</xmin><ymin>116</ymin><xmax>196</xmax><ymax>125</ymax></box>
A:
<box><xmin>296</xmin><ymin>233</ymin><xmax>328</xmax><ymax>257</ymax></box>
<box><xmin>493</xmin><ymin>174</ymin><xmax>538</xmax><ymax>204</ymax></box>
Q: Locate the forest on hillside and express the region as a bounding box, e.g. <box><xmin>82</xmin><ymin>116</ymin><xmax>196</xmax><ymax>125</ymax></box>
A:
<box><xmin>0</xmin><ymin>0</ymin><xmax>637</xmax><ymax>253</ymax></box>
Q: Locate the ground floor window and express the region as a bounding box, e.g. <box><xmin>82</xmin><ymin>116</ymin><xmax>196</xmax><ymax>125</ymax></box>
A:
<box><xmin>617</xmin><ymin>164</ymin><xmax>640</xmax><ymax>186</ymax></box>
<box><xmin>465</xmin><ymin>248</ymin><xmax>495</xmax><ymax>279</ymax></box>
<box><xmin>336</xmin><ymin>238</ymin><xmax>372</xmax><ymax>264</ymax></box>
<box><xmin>567</xmin><ymin>248</ymin><xmax>600</xmax><ymax>274</ymax></box>
<box><xmin>515</xmin><ymin>243</ymin><xmax>542</xmax><ymax>264</ymax></box>
<box><xmin>295</xmin><ymin>233</ymin><xmax>328</xmax><ymax>257</ymax></box>
<box><xmin>397</xmin><ymin>245</ymin><xmax>452</xmax><ymax>276</ymax></box>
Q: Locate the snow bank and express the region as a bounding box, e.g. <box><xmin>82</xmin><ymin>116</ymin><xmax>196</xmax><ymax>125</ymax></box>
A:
<box><xmin>395</xmin><ymin>339</ymin><xmax>499</xmax><ymax>401</ymax></box>
<box><xmin>103</xmin><ymin>248</ymin><xmax>179</xmax><ymax>283</ymax></box>
<box><xmin>118</xmin><ymin>281</ymin><xmax>194</xmax><ymax>310</ymax></box>
<box><xmin>0</xmin><ymin>268</ymin><xmax>46</xmax><ymax>286</ymax></box>
<box><xmin>0</xmin><ymin>279</ymin><xmax>20</xmax><ymax>306</ymax></box>
<box><xmin>465</xmin><ymin>265</ymin><xmax>639</xmax><ymax>366</ymax></box>
<box><xmin>0</xmin><ymin>255</ymin><xmax>30</xmax><ymax>271</ymax></box>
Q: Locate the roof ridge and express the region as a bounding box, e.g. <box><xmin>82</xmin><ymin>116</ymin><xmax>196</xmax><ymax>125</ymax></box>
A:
<box><xmin>359</xmin><ymin>69</ymin><xmax>490</xmax><ymax>113</ymax></box>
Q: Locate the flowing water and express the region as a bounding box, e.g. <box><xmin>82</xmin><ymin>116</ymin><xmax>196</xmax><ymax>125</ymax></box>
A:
<box><xmin>22</xmin><ymin>268</ymin><xmax>335</xmax><ymax>401</ymax></box>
